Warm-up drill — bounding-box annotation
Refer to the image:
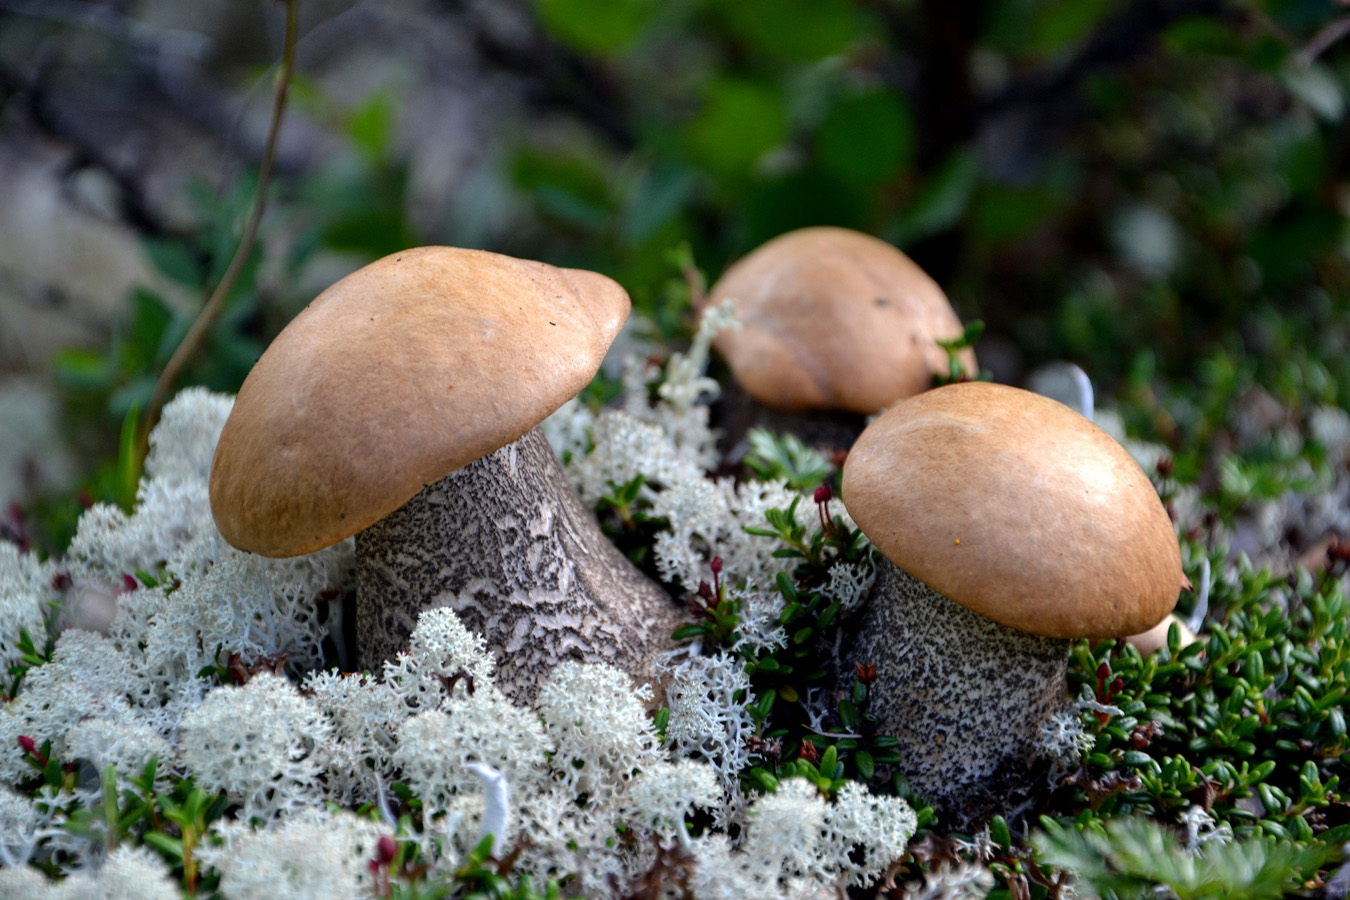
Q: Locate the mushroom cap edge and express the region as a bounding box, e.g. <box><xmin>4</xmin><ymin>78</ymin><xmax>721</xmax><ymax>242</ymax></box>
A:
<box><xmin>841</xmin><ymin>381</ymin><xmax>1186</xmax><ymax>639</ymax></box>
<box><xmin>707</xmin><ymin>226</ymin><xmax>977</xmax><ymax>413</ymax></box>
<box><xmin>209</xmin><ymin>246</ymin><xmax>629</xmax><ymax>558</ymax></box>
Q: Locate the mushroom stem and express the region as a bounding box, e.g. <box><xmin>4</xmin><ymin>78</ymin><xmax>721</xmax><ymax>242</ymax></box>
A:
<box><xmin>842</xmin><ymin>558</ymin><xmax>1069</xmax><ymax>825</ymax></box>
<box><xmin>355</xmin><ymin>425</ymin><xmax>682</xmax><ymax>702</ymax></box>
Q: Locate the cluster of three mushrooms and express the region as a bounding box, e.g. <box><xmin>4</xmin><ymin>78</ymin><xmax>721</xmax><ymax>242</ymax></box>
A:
<box><xmin>210</xmin><ymin>226</ymin><xmax>980</xmax><ymax>707</ymax></box>
<box><xmin>210</xmin><ymin>232</ymin><xmax>1190</xmax><ymax>829</ymax></box>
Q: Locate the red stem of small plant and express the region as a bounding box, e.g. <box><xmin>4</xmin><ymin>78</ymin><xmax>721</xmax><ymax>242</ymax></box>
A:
<box><xmin>18</xmin><ymin>735</ymin><xmax>46</xmax><ymax>767</ymax></box>
<box><xmin>814</xmin><ymin>484</ymin><xmax>836</xmax><ymax>538</ymax></box>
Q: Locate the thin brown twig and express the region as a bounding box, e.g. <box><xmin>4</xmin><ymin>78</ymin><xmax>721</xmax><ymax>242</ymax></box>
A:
<box><xmin>136</xmin><ymin>0</ymin><xmax>299</xmax><ymax>466</ymax></box>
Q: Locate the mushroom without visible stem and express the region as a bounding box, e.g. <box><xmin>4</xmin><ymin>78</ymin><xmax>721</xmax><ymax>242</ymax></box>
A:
<box><xmin>210</xmin><ymin>247</ymin><xmax>682</xmax><ymax>701</ymax></box>
<box><xmin>703</xmin><ymin>226</ymin><xmax>977</xmax><ymax>454</ymax></box>
<box><xmin>358</xmin><ymin>425</ymin><xmax>679</xmax><ymax>701</ymax></box>
<box><xmin>840</xmin><ymin>383</ymin><xmax>1187</xmax><ymax>826</ymax></box>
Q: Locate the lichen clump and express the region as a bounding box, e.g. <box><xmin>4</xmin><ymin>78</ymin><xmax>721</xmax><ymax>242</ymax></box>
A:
<box><xmin>0</xmin><ymin>354</ymin><xmax>915</xmax><ymax>897</ymax></box>
<box><xmin>2</xmin><ymin>303</ymin><xmax>1349</xmax><ymax>897</ymax></box>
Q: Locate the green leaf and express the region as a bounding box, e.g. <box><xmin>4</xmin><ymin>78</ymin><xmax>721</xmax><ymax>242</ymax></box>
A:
<box><xmin>749</xmin><ymin>767</ymin><xmax>779</xmax><ymax>792</ymax></box>
<box><xmin>621</xmin><ymin>163</ymin><xmax>697</xmax><ymax>245</ymax></box>
<box><xmin>819</xmin><ymin>744</ymin><xmax>838</xmax><ymax>777</ymax></box>
<box><xmin>143</xmin><ymin>831</ymin><xmax>184</xmax><ymax>860</ymax></box>
<box><xmin>743</xmin><ymin>526</ymin><xmax>782</xmax><ymax>539</ymax></box>
<box><xmin>116</xmin><ymin>404</ymin><xmax>142</xmax><ymax>513</ymax></box>
<box><xmin>1034</xmin><ymin>815</ymin><xmax>1334</xmax><ymax>900</ymax></box>
<box><xmin>973</xmin><ymin>184</ymin><xmax>1064</xmax><ymax>244</ymax></box>
<box><xmin>854</xmin><ymin>750</ymin><xmax>875</xmax><ymax>782</ymax></box>
<box><xmin>755</xmin><ymin>689</ymin><xmax>777</xmax><ymax>722</ymax></box>
<box><xmin>537</xmin><ymin>0</ymin><xmax>655</xmax><ymax>54</ymax></box>
<box><xmin>817</xmin><ymin>601</ymin><xmax>841</xmax><ymax>631</ymax></box>
<box><xmin>716</xmin><ymin>0</ymin><xmax>859</xmax><ymax>61</ymax></box>
<box><xmin>141</xmin><ymin>237</ymin><xmax>203</xmax><ymax>286</ymax></box>
<box><xmin>743</xmin><ymin>169</ymin><xmax>867</xmax><ymax>243</ymax></box>
<box><xmin>891</xmin><ymin>150</ymin><xmax>979</xmax><ymax>244</ymax></box>
<box><xmin>743</xmin><ymin>429</ymin><xmax>832</xmax><ymax>490</ymax></box>
<box><xmin>1028</xmin><ymin>0</ymin><xmax>1114</xmax><ymax>57</ymax></box>
<box><xmin>346</xmin><ymin>93</ymin><xmax>396</xmax><ymax>160</ymax></box>
<box><xmin>837</xmin><ymin>698</ymin><xmax>858</xmax><ymax>731</ymax></box>
<box><xmin>685</xmin><ymin>79</ymin><xmax>788</xmax><ymax>175</ymax></box>
<box><xmin>672</xmin><ymin>624</ymin><xmax>712</xmax><ymax>642</ymax></box>
<box><xmin>52</xmin><ymin>347</ymin><xmax>114</xmax><ymax>392</ymax></box>
<box><xmin>121</xmin><ymin>288</ymin><xmax>175</xmax><ymax>373</ymax></box>
<box><xmin>1163</xmin><ymin>16</ymin><xmax>1246</xmax><ymax>57</ymax></box>
<box><xmin>990</xmin><ymin>815</ymin><xmax>1011</xmax><ymax>851</ymax></box>
<box><xmin>817</xmin><ymin>90</ymin><xmax>914</xmax><ymax>188</ymax></box>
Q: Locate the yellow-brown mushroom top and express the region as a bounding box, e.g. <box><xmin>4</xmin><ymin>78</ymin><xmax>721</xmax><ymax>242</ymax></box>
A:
<box><xmin>209</xmin><ymin>246</ymin><xmax>629</xmax><ymax>558</ymax></box>
<box><xmin>708</xmin><ymin>226</ymin><xmax>976</xmax><ymax>413</ymax></box>
<box><xmin>842</xmin><ymin>382</ymin><xmax>1186</xmax><ymax>638</ymax></box>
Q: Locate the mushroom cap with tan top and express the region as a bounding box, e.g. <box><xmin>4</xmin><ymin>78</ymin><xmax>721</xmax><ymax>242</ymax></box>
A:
<box><xmin>210</xmin><ymin>246</ymin><xmax>629</xmax><ymax>558</ymax></box>
<box><xmin>707</xmin><ymin>227</ymin><xmax>976</xmax><ymax>413</ymax></box>
<box><xmin>842</xmin><ymin>382</ymin><xmax>1187</xmax><ymax>638</ymax></box>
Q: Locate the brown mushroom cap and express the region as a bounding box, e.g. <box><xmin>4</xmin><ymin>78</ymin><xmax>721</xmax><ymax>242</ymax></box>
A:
<box><xmin>210</xmin><ymin>246</ymin><xmax>629</xmax><ymax>558</ymax></box>
<box><xmin>707</xmin><ymin>227</ymin><xmax>976</xmax><ymax>413</ymax></box>
<box><xmin>842</xmin><ymin>382</ymin><xmax>1186</xmax><ymax>638</ymax></box>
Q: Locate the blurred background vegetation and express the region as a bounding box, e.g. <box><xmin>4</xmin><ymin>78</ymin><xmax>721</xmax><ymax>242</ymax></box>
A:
<box><xmin>1</xmin><ymin>0</ymin><xmax>1348</xmax><ymax>553</ymax></box>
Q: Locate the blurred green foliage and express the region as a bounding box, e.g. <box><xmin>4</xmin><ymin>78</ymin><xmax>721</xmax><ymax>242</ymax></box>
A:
<box><xmin>8</xmin><ymin>3</ymin><xmax>1350</xmax><ymax>893</ymax></box>
<box><xmin>502</xmin><ymin>0</ymin><xmax>1350</xmax><ymax>419</ymax></box>
<box><xmin>18</xmin><ymin>0</ymin><xmax>1350</xmax><ymax>556</ymax></box>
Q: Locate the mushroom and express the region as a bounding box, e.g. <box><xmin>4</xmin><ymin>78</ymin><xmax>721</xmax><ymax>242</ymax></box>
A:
<box><xmin>209</xmin><ymin>247</ymin><xmax>683</xmax><ymax>702</ymax></box>
<box><xmin>705</xmin><ymin>226</ymin><xmax>977</xmax><ymax>451</ymax></box>
<box><xmin>839</xmin><ymin>382</ymin><xmax>1188</xmax><ymax>825</ymax></box>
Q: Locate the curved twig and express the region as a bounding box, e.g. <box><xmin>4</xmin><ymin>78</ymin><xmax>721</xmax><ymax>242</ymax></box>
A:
<box><xmin>136</xmin><ymin>0</ymin><xmax>299</xmax><ymax>467</ymax></box>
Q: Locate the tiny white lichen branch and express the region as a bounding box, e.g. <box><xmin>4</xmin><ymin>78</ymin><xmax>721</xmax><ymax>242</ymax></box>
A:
<box><xmin>1076</xmin><ymin>697</ymin><xmax>1123</xmax><ymax>720</ymax></box>
<box><xmin>464</xmin><ymin>762</ymin><xmax>510</xmax><ymax>856</ymax></box>
<box><xmin>658</xmin><ymin>298</ymin><xmax>740</xmax><ymax>412</ymax></box>
<box><xmin>372</xmin><ymin>771</ymin><xmax>399</xmax><ymax>829</ymax></box>
<box><xmin>1186</xmin><ymin>557</ymin><xmax>1211</xmax><ymax>632</ymax></box>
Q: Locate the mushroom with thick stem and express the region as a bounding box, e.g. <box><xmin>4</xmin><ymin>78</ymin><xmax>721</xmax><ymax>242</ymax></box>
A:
<box><xmin>704</xmin><ymin>226</ymin><xmax>978</xmax><ymax>452</ymax></box>
<box><xmin>839</xmin><ymin>382</ymin><xmax>1189</xmax><ymax>827</ymax></box>
<box><xmin>209</xmin><ymin>246</ymin><xmax>684</xmax><ymax>703</ymax></box>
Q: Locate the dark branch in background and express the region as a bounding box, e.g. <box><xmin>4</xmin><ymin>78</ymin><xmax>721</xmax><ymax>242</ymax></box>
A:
<box><xmin>1293</xmin><ymin>12</ymin><xmax>1350</xmax><ymax>68</ymax></box>
<box><xmin>976</xmin><ymin>0</ymin><xmax>1233</xmax><ymax>160</ymax></box>
<box><xmin>0</xmin><ymin>58</ymin><xmax>175</xmax><ymax>238</ymax></box>
<box><xmin>0</xmin><ymin>0</ymin><xmax>212</xmax><ymax>60</ymax></box>
<box><xmin>0</xmin><ymin>1</ymin><xmax>314</xmax><ymax>193</ymax></box>
<box><xmin>915</xmin><ymin>0</ymin><xmax>991</xmax><ymax>172</ymax></box>
<box><xmin>444</xmin><ymin>0</ymin><xmax>636</xmax><ymax>152</ymax></box>
<box><xmin>872</xmin><ymin>0</ymin><xmax>1234</xmax><ymax>283</ymax></box>
<box><xmin>137</xmin><ymin>0</ymin><xmax>300</xmax><ymax>468</ymax></box>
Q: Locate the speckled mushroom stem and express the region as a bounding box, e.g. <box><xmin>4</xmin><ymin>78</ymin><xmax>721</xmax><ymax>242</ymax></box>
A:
<box><xmin>356</xmin><ymin>425</ymin><xmax>683</xmax><ymax>703</ymax></box>
<box><xmin>841</xmin><ymin>558</ymin><xmax>1070</xmax><ymax>827</ymax></box>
